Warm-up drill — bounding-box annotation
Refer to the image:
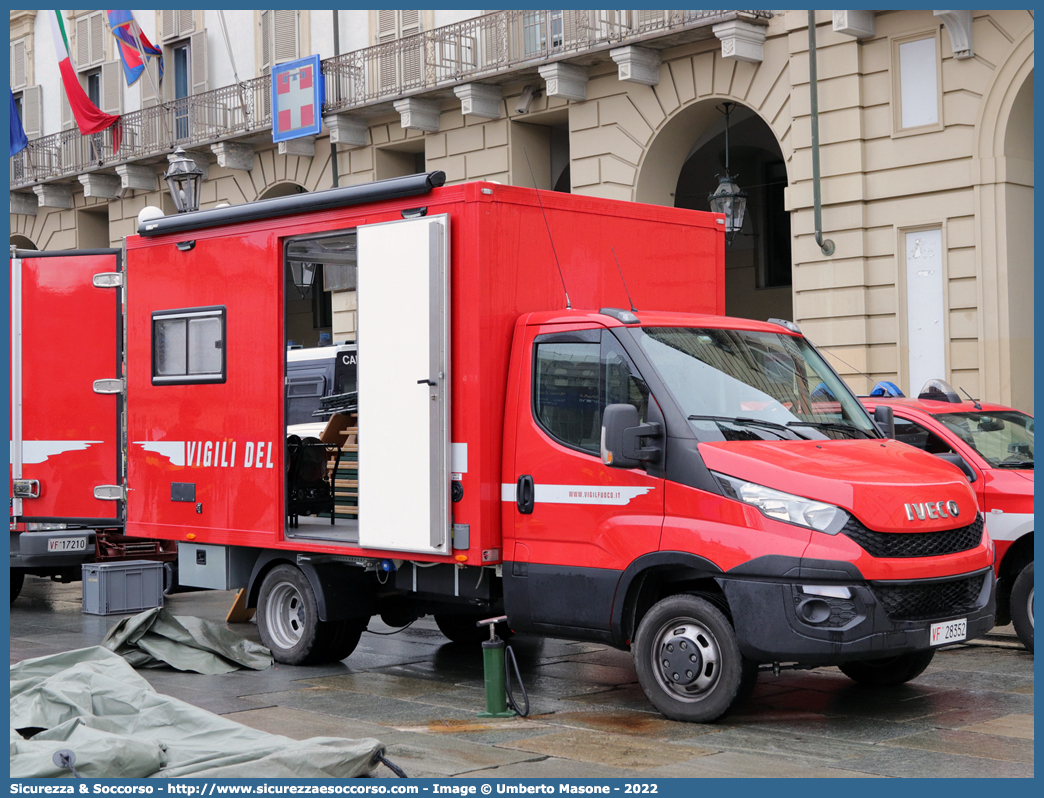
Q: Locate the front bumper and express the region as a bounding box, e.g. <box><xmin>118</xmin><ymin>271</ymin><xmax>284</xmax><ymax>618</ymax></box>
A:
<box><xmin>10</xmin><ymin>530</ymin><xmax>96</xmax><ymax>570</ymax></box>
<box><xmin>719</xmin><ymin>565</ymin><xmax>995</xmax><ymax>664</ymax></box>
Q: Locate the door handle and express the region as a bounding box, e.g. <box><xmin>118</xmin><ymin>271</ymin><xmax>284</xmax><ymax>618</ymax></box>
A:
<box><xmin>417</xmin><ymin>379</ymin><xmax>437</xmax><ymax>386</ymax></box>
<box><xmin>517</xmin><ymin>474</ymin><xmax>535</xmax><ymax>514</ymax></box>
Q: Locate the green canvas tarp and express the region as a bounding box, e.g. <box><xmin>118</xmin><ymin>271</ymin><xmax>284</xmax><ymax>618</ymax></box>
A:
<box><xmin>102</xmin><ymin>607</ymin><xmax>273</xmax><ymax>674</ymax></box>
<box><xmin>11</xmin><ymin>647</ymin><xmax>385</xmax><ymax>778</ymax></box>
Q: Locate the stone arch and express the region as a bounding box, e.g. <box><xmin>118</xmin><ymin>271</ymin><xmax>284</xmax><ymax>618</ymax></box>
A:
<box><xmin>973</xmin><ymin>28</ymin><xmax>1034</xmax><ymax>410</ymax></box>
<box><xmin>258</xmin><ymin>180</ymin><xmax>308</xmax><ymax>200</ymax></box>
<box><xmin>636</xmin><ymin>97</ymin><xmax>790</xmax><ymax>208</ymax></box>
<box><xmin>635</xmin><ymin>92</ymin><xmax>793</xmax><ymax>321</ymax></box>
<box><xmin>975</xmin><ymin>29</ymin><xmax>1034</xmax><ymax>161</ymax></box>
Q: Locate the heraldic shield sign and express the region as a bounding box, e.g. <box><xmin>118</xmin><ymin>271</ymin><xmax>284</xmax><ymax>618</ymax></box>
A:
<box><xmin>271</xmin><ymin>54</ymin><xmax>324</xmax><ymax>143</ymax></box>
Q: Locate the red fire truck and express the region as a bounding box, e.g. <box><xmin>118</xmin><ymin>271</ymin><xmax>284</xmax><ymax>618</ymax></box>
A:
<box><xmin>11</xmin><ymin>174</ymin><xmax>996</xmax><ymax>722</ymax></box>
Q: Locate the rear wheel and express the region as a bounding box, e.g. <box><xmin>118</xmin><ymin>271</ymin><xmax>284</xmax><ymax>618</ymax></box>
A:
<box><xmin>10</xmin><ymin>569</ymin><xmax>25</xmax><ymax>603</ymax></box>
<box><xmin>257</xmin><ymin>564</ymin><xmax>365</xmax><ymax>664</ymax></box>
<box><xmin>1010</xmin><ymin>561</ymin><xmax>1034</xmax><ymax>652</ymax></box>
<box><xmin>633</xmin><ymin>594</ymin><xmax>756</xmax><ymax>723</ymax></box>
<box><xmin>838</xmin><ymin>649</ymin><xmax>935</xmax><ymax>686</ymax></box>
<box><xmin>435</xmin><ymin>613</ymin><xmax>513</xmax><ymax>644</ymax></box>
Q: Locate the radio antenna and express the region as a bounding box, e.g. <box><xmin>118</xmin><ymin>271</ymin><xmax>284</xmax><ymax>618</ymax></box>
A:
<box><xmin>523</xmin><ymin>146</ymin><xmax>571</xmax><ymax>310</ymax></box>
<box><xmin>611</xmin><ymin>247</ymin><xmax>636</xmax><ymax>312</ymax></box>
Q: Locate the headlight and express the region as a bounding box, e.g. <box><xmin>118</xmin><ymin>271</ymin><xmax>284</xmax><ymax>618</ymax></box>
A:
<box><xmin>713</xmin><ymin>472</ymin><xmax>847</xmax><ymax>533</ymax></box>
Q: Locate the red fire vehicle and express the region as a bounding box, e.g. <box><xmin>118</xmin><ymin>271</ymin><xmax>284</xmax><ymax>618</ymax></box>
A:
<box><xmin>9</xmin><ymin>249</ymin><xmax>176</xmax><ymax>602</ymax></box>
<box><xmin>863</xmin><ymin>381</ymin><xmax>1033</xmax><ymax>651</ymax></box>
<box><xmin>14</xmin><ymin>174</ymin><xmax>997</xmax><ymax>722</ymax></box>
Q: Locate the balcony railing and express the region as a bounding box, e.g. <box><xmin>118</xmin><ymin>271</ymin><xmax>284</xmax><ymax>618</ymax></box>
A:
<box><xmin>11</xmin><ymin>10</ymin><xmax>771</xmax><ymax>190</ymax></box>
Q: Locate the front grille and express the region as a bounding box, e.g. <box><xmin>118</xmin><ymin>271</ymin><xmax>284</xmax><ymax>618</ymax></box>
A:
<box><xmin>842</xmin><ymin>513</ymin><xmax>984</xmax><ymax>558</ymax></box>
<box><xmin>873</xmin><ymin>572</ymin><xmax>986</xmax><ymax>621</ymax></box>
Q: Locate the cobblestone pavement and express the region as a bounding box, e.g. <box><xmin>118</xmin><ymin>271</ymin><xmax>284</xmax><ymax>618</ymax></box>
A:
<box><xmin>10</xmin><ymin>577</ymin><xmax>1034</xmax><ymax>778</ymax></box>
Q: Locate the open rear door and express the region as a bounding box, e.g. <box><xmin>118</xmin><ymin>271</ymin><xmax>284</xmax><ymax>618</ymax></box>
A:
<box><xmin>11</xmin><ymin>250</ymin><xmax>123</xmax><ymax>523</ymax></box>
<box><xmin>356</xmin><ymin>215</ymin><xmax>450</xmax><ymax>554</ymax></box>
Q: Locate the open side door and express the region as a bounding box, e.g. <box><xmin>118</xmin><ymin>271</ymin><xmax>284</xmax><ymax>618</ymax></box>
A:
<box><xmin>356</xmin><ymin>215</ymin><xmax>450</xmax><ymax>554</ymax></box>
<box><xmin>11</xmin><ymin>250</ymin><xmax>123</xmax><ymax>524</ymax></box>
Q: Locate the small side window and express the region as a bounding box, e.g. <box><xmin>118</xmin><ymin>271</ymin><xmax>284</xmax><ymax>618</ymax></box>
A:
<box><xmin>152</xmin><ymin>306</ymin><xmax>226</xmax><ymax>385</ymax></box>
<box><xmin>532</xmin><ymin>330</ymin><xmax>650</xmax><ymax>456</ymax></box>
<box><xmin>894</xmin><ymin>417</ymin><xmax>954</xmax><ymax>456</ymax></box>
<box><xmin>534</xmin><ymin>340</ymin><xmax>602</xmax><ymax>454</ymax></box>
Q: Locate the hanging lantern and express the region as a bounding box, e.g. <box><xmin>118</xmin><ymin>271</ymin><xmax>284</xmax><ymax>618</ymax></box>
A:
<box><xmin>163</xmin><ymin>147</ymin><xmax>203</xmax><ymax>214</ymax></box>
<box><xmin>709</xmin><ymin>175</ymin><xmax>748</xmax><ymax>241</ymax></box>
<box><xmin>290</xmin><ymin>262</ymin><xmax>317</xmax><ymax>298</ymax></box>
<box><xmin>707</xmin><ymin>102</ymin><xmax>747</xmax><ymax>245</ymax></box>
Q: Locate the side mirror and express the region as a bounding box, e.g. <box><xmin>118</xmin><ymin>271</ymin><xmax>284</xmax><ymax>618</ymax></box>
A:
<box><xmin>873</xmin><ymin>405</ymin><xmax>895</xmax><ymax>439</ymax></box>
<box><xmin>936</xmin><ymin>452</ymin><xmax>977</xmax><ymax>483</ymax></box>
<box><xmin>601</xmin><ymin>404</ymin><xmax>663</xmax><ymax>469</ymax></box>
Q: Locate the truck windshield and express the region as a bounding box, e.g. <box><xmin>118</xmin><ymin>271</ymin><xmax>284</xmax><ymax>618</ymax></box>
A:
<box><xmin>635</xmin><ymin>327</ymin><xmax>878</xmax><ymax>442</ymax></box>
<box><xmin>934</xmin><ymin>411</ymin><xmax>1034</xmax><ymax>468</ymax></box>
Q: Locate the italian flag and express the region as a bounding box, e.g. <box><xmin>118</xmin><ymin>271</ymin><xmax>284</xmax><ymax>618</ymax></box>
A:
<box><xmin>50</xmin><ymin>10</ymin><xmax>121</xmax><ymax>145</ymax></box>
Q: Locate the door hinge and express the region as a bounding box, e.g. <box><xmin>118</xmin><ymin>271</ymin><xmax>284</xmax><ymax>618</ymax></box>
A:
<box><xmin>92</xmin><ymin>378</ymin><xmax>125</xmax><ymax>394</ymax></box>
<box><xmin>13</xmin><ymin>479</ymin><xmax>40</xmax><ymax>499</ymax></box>
<box><xmin>93</xmin><ymin>272</ymin><xmax>123</xmax><ymax>288</ymax></box>
<box><xmin>93</xmin><ymin>485</ymin><xmax>125</xmax><ymax>501</ymax></box>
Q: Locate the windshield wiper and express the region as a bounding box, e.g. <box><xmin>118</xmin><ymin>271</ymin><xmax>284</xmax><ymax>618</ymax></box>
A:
<box><xmin>785</xmin><ymin>420</ymin><xmax>875</xmax><ymax>439</ymax></box>
<box><xmin>687</xmin><ymin>415</ymin><xmax>809</xmax><ymax>440</ymax></box>
<box><xmin>996</xmin><ymin>460</ymin><xmax>1034</xmax><ymax>469</ymax></box>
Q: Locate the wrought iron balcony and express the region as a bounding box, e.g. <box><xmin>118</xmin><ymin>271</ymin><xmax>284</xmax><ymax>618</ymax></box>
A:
<box><xmin>11</xmin><ymin>9</ymin><xmax>771</xmax><ymax>191</ymax></box>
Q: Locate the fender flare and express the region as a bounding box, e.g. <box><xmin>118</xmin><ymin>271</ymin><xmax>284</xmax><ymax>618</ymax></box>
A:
<box><xmin>610</xmin><ymin>551</ymin><xmax>722</xmax><ymax>647</ymax></box>
<box><xmin>246</xmin><ymin>551</ymin><xmax>375</xmax><ymax>622</ymax></box>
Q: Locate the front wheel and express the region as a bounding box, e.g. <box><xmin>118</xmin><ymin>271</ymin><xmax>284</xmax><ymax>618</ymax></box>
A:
<box><xmin>257</xmin><ymin>564</ymin><xmax>365</xmax><ymax>665</ymax></box>
<box><xmin>1010</xmin><ymin>561</ymin><xmax>1034</xmax><ymax>652</ymax></box>
<box><xmin>633</xmin><ymin>594</ymin><xmax>756</xmax><ymax>723</ymax></box>
<box><xmin>838</xmin><ymin>649</ymin><xmax>935</xmax><ymax>686</ymax></box>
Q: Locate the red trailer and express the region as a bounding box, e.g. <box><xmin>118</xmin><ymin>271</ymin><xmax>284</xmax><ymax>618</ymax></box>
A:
<box><xmin>26</xmin><ymin>173</ymin><xmax>997</xmax><ymax>721</ymax></box>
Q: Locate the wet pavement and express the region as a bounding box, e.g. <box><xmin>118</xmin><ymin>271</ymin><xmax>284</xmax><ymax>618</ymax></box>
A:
<box><xmin>10</xmin><ymin>577</ymin><xmax>1034</xmax><ymax>778</ymax></box>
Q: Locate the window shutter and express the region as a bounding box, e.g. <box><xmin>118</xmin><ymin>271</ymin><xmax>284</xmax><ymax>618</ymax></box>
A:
<box><xmin>562</xmin><ymin>10</ymin><xmax>579</xmax><ymax>47</ymax></box>
<box><xmin>60</xmin><ymin>83</ymin><xmax>75</xmax><ymax>130</ymax></box>
<box><xmin>273</xmin><ymin>10</ymin><xmax>298</xmax><ymax>63</ymax></box>
<box><xmin>377</xmin><ymin>10</ymin><xmax>397</xmax><ymax>43</ymax></box>
<box><xmin>636</xmin><ymin>10</ymin><xmax>665</xmax><ymax>29</ymax></box>
<box><xmin>400</xmin><ymin>11</ymin><xmax>422</xmax><ymax>36</ymax></box>
<box><xmin>261</xmin><ymin>66</ymin><xmax>271</xmax><ymax>120</ymax></box>
<box><xmin>190</xmin><ymin>30</ymin><xmax>208</xmax><ymax>94</ymax></box>
<box><xmin>179</xmin><ymin>10</ymin><xmax>195</xmax><ymax>36</ymax></box>
<box><xmin>161</xmin><ymin>10</ymin><xmax>177</xmax><ymax>41</ymax></box>
<box><xmin>76</xmin><ymin>16</ymin><xmax>91</xmax><ymax>69</ymax></box>
<box><xmin>141</xmin><ymin>57</ymin><xmax>160</xmax><ymax>107</ymax></box>
<box><xmin>400</xmin><ymin>12</ymin><xmax>423</xmax><ymax>86</ymax></box>
<box><xmin>90</xmin><ymin>12</ymin><xmax>106</xmax><ymax>65</ymax></box>
<box><xmin>101</xmin><ymin>60</ymin><xmax>122</xmax><ymax>114</ymax></box>
<box><xmin>260</xmin><ymin>11</ymin><xmax>272</xmax><ymax>71</ymax></box>
<box><xmin>11</xmin><ymin>39</ymin><xmax>27</xmax><ymax>90</ymax></box>
<box><xmin>21</xmin><ymin>85</ymin><xmax>42</xmax><ymax>139</ymax></box>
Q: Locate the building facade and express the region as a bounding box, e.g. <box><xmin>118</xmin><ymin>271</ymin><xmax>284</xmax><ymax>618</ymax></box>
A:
<box><xmin>9</xmin><ymin>9</ymin><xmax>1034</xmax><ymax>410</ymax></box>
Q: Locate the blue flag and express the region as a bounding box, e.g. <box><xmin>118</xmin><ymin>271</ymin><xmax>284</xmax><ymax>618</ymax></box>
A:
<box><xmin>10</xmin><ymin>88</ymin><xmax>28</xmax><ymax>157</ymax></box>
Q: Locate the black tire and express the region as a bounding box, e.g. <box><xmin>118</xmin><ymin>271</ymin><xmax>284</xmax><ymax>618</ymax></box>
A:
<box><xmin>256</xmin><ymin>564</ymin><xmax>365</xmax><ymax>664</ymax></box>
<box><xmin>633</xmin><ymin>594</ymin><xmax>754</xmax><ymax>723</ymax></box>
<box><xmin>838</xmin><ymin>649</ymin><xmax>935</xmax><ymax>686</ymax></box>
<box><xmin>1010</xmin><ymin>561</ymin><xmax>1034</xmax><ymax>653</ymax></box>
<box><xmin>10</xmin><ymin>569</ymin><xmax>25</xmax><ymax>603</ymax></box>
<box><xmin>435</xmin><ymin>613</ymin><xmax>513</xmax><ymax>645</ymax></box>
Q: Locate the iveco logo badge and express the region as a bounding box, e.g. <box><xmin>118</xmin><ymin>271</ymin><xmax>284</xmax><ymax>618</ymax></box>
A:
<box><xmin>904</xmin><ymin>501</ymin><xmax>960</xmax><ymax>521</ymax></box>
